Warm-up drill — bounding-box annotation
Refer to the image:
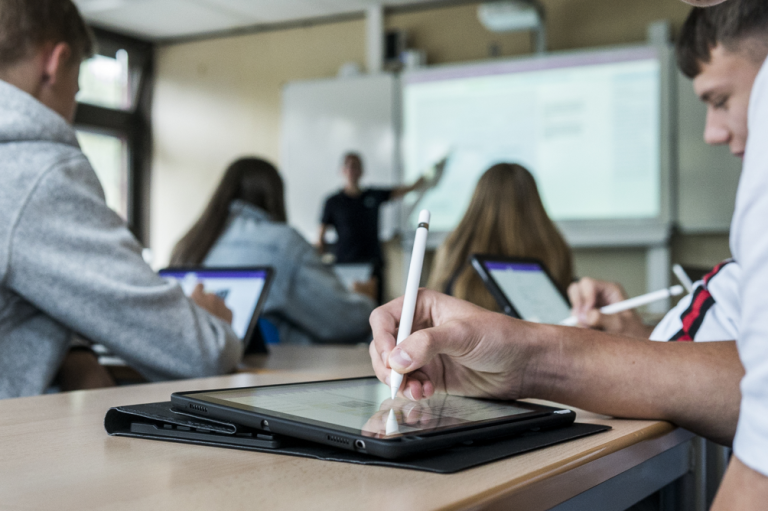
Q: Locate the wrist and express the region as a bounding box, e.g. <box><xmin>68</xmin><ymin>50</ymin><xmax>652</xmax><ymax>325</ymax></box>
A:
<box><xmin>518</xmin><ymin>323</ymin><xmax>569</xmax><ymax>401</ymax></box>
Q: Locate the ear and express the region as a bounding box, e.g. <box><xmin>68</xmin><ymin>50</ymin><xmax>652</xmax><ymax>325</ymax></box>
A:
<box><xmin>41</xmin><ymin>43</ymin><xmax>73</xmax><ymax>86</ymax></box>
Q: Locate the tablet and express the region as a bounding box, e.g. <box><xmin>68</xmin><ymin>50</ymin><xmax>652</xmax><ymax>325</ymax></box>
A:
<box><xmin>332</xmin><ymin>262</ymin><xmax>374</xmax><ymax>290</ymax></box>
<box><xmin>471</xmin><ymin>255</ymin><xmax>571</xmax><ymax>324</ymax></box>
<box><xmin>159</xmin><ymin>267</ymin><xmax>274</xmax><ymax>353</ymax></box>
<box><xmin>171</xmin><ymin>377</ymin><xmax>576</xmax><ymax>459</ymax></box>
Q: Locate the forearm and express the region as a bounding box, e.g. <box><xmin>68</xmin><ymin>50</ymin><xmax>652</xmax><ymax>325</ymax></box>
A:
<box><xmin>712</xmin><ymin>457</ymin><xmax>768</xmax><ymax>510</ymax></box>
<box><xmin>527</xmin><ymin>326</ymin><xmax>742</xmax><ymax>444</ymax></box>
<box><xmin>391</xmin><ymin>177</ymin><xmax>426</xmax><ymax>199</ymax></box>
<box><xmin>288</xmin><ymin>251</ymin><xmax>376</xmax><ymax>341</ymax></box>
<box><xmin>317</xmin><ymin>225</ymin><xmax>328</xmax><ymax>251</ymax></box>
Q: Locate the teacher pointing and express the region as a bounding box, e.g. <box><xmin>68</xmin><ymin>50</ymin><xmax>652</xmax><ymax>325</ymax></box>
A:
<box><xmin>318</xmin><ymin>152</ymin><xmax>434</xmax><ymax>301</ymax></box>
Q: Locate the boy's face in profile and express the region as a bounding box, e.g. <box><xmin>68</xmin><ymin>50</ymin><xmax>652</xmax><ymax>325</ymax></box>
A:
<box><xmin>693</xmin><ymin>45</ymin><xmax>762</xmax><ymax>158</ymax></box>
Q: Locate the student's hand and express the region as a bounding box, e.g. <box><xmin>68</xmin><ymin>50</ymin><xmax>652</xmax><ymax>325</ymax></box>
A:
<box><xmin>353</xmin><ymin>277</ymin><xmax>378</xmax><ymax>300</ymax></box>
<box><xmin>424</xmin><ymin>155</ymin><xmax>449</xmax><ymax>187</ymax></box>
<box><xmin>369</xmin><ymin>289</ymin><xmax>541</xmax><ymax>401</ymax></box>
<box><xmin>191</xmin><ymin>283</ymin><xmax>233</xmax><ymax>325</ymax></box>
<box><xmin>567</xmin><ymin>278</ymin><xmax>652</xmax><ymax>339</ymax></box>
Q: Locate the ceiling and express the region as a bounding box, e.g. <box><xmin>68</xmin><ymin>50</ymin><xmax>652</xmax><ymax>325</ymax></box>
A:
<box><xmin>73</xmin><ymin>0</ymin><xmax>441</xmax><ymax>42</ymax></box>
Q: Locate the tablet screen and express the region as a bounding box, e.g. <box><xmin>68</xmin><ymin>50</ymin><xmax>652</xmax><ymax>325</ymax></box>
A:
<box><xmin>483</xmin><ymin>261</ymin><xmax>571</xmax><ymax>324</ymax></box>
<box><xmin>160</xmin><ymin>269</ymin><xmax>269</xmax><ymax>339</ymax></box>
<box><xmin>188</xmin><ymin>378</ymin><xmax>545</xmax><ymax>439</ymax></box>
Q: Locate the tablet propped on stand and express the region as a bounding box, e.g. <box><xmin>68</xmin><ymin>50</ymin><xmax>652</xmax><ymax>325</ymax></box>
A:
<box><xmin>471</xmin><ymin>255</ymin><xmax>572</xmax><ymax>324</ymax></box>
<box><xmin>171</xmin><ymin>377</ymin><xmax>576</xmax><ymax>460</ymax></box>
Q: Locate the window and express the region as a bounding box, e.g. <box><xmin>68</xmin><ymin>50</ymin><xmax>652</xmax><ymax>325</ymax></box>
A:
<box><xmin>76</xmin><ymin>130</ymin><xmax>130</xmax><ymax>219</ymax></box>
<box><xmin>74</xmin><ymin>28</ymin><xmax>153</xmax><ymax>243</ymax></box>
<box><xmin>77</xmin><ymin>51</ymin><xmax>132</xmax><ymax>111</ymax></box>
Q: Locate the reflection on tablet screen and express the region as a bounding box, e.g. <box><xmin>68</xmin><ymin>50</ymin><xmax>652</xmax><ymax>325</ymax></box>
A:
<box><xmin>202</xmin><ymin>379</ymin><xmax>537</xmax><ymax>438</ymax></box>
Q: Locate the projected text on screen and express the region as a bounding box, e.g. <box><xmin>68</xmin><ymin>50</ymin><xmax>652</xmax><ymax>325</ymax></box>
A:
<box><xmin>402</xmin><ymin>48</ymin><xmax>661</xmax><ymax>232</ymax></box>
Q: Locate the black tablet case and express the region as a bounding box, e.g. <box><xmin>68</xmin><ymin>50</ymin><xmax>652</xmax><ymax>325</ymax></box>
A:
<box><xmin>105</xmin><ymin>402</ymin><xmax>610</xmax><ymax>474</ymax></box>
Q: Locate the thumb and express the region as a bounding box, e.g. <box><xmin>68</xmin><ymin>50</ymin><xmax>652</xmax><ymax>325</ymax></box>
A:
<box><xmin>582</xmin><ymin>308</ymin><xmax>606</xmax><ymax>330</ymax></box>
<box><xmin>388</xmin><ymin>324</ymin><xmax>470</xmax><ymax>374</ymax></box>
<box><xmin>190</xmin><ymin>282</ymin><xmax>204</xmax><ymax>297</ymax></box>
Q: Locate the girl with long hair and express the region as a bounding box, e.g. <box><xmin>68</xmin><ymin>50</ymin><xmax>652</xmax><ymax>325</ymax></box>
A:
<box><xmin>428</xmin><ymin>163</ymin><xmax>573</xmax><ymax>311</ymax></box>
<box><xmin>171</xmin><ymin>157</ymin><xmax>376</xmax><ymax>345</ymax></box>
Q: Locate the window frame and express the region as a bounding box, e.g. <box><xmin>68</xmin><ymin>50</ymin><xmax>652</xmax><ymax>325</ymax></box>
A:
<box><xmin>74</xmin><ymin>27</ymin><xmax>155</xmax><ymax>245</ymax></box>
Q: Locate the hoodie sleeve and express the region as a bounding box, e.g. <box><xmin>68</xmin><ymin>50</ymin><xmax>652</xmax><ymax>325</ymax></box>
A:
<box><xmin>278</xmin><ymin>229</ymin><xmax>376</xmax><ymax>343</ymax></box>
<box><xmin>5</xmin><ymin>153</ymin><xmax>243</xmax><ymax>381</ymax></box>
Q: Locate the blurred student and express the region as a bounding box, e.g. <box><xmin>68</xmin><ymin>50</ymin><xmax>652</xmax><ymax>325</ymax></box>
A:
<box><xmin>171</xmin><ymin>157</ymin><xmax>376</xmax><ymax>345</ymax></box>
<box><xmin>0</xmin><ymin>0</ymin><xmax>240</xmax><ymax>399</ymax></box>
<box><xmin>318</xmin><ymin>152</ymin><xmax>424</xmax><ymax>262</ymax></box>
<box><xmin>428</xmin><ymin>163</ymin><xmax>572</xmax><ymax>311</ymax></box>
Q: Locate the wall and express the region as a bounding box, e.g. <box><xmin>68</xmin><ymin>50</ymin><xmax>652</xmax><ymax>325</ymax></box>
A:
<box><xmin>151</xmin><ymin>0</ymin><xmax>730</xmax><ymax>303</ymax></box>
<box><xmin>385</xmin><ymin>0</ymin><xmax>691</xmax><ymax>63</ymax></box>
<box><xmin>151</xmin><ymin>19</ymin><xmax>366</xmax><ymax>265</ymax></box>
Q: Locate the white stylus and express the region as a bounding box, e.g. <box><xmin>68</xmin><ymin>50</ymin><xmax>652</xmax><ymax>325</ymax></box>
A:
<box><xmin>390</xmin><ymin>209</ymin><xmax>430</xmax><ymax>399</ymax></box>
<box><xmin>672</xmin><ymin>264</ymin><xmax>694</xmax><ymax>293</ymax></box>
<box><xmin>385</xmin><ymin>409</ymin><xmax>400</xmax><ymax>436</ymax></box>
<box><xmin>560</xmin><ymin>285</ymin><xmax>685</xmax><ymax>326</ymax></box>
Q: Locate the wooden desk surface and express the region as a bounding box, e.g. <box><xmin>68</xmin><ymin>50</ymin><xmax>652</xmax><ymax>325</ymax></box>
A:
<box><xmin>240</xmin><ymin>343</ymin><xmax>373</xmax><ymax>374</ymax></box>
<box><xmin>0</xmin><ymin>345</ymin><xmax>692</xmax><ymax>511</ymax></box>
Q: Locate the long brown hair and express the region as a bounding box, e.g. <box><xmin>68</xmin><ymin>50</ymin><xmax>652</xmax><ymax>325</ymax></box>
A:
<box><xmin>170</xmin><ymin>157</ymin><xmax>287</xmax><ymax>266</ymax></box>
<box><xmin>428</xmin><ymin>163</ymin><xmax>572</xmax><ymax>311</ymax></box>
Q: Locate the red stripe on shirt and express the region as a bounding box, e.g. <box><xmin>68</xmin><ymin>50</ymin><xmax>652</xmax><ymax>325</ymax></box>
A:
<box><xmin>678</xmin><ymin>288</ymin><xmax>714</xmax><ymax>341</ymax></box>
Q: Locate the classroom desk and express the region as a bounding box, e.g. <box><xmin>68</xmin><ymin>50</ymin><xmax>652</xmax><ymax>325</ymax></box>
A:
<box><xmin>0</xmin><ymin>345</ymin><xmax>698</xmax><ymax>511</ymax></box>
<box><xmin>240</xmin><ymin>343</ymin><xmax>373</xmax><ymax>374</ymax></box>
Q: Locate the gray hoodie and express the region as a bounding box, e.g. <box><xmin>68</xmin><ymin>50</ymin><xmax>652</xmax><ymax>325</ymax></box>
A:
<box><xmin>205</xmin><ymin>201</ymin><xmax>376</xmax><ymax>345</ymax></box>
<box><xmin>0</xmin><ymin>79</ymin><xmax>242</xmax><ymax>399</ymax></box>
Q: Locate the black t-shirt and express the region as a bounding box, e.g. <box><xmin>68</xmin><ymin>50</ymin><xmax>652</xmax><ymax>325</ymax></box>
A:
<box><xmin>321</xmin><ymin>188</ymin><xmax>392</xmax><ymax>263</ymax></box>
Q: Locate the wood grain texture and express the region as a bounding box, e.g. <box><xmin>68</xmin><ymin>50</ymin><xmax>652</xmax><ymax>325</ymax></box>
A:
<box><xmin>0</xmin><ymin>345</ymin><xmax>691</xmax><ymax>510</ymax></box>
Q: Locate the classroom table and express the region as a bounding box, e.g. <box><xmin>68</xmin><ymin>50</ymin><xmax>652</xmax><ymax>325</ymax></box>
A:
<box><xmin>0</xmin><ymin>345</ymin><xmax>699</xmax><ymax>511</ymax></box>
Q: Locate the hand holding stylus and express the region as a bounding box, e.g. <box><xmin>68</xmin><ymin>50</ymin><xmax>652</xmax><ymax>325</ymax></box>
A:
<box><xmin>561</xmin><ymin>285</ymin><xmax>684</xmax><ymax>327</ymax></box>
<box><xmin>371</xmin><ymin>289</ymin><xmax>534</xmax><ymax>401</ymax></box>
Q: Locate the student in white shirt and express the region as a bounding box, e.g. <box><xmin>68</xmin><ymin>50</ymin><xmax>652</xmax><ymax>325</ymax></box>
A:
<box><xmin>698</xmin><ymin>2</ymin><xmax>768</xmax><ymax>508</ymax></box>
<box><xmin>650</xmin><ymin>261</ymin><xmax>740</xmax><ymax>342</ymax></box>
<box><xmin>368</xmin><ymin>1</ymin><xmax>768</xmax><ymax>507</ymax></box>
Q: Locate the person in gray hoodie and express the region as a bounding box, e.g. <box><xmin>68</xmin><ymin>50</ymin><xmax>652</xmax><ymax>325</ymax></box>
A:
<box><xmin>170</xmin><ymin>157</ymin><xmax>376</xmax><ymax>345</ymax></box>
<box><xmin>0</xmin><ymin>0</ymin><xmax>242</xmax><ymax>399</ymax></box>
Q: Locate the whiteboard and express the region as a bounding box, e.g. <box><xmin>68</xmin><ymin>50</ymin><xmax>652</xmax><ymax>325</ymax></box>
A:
<box><xmin>280</xmin><ymin>74</ymin><xmax>399</xmax><ymax>243</ymax></box>
<box><xmin>676</xmin><ymin>70</ymin><xmax>741</xmax><ymax>232</ymax></box>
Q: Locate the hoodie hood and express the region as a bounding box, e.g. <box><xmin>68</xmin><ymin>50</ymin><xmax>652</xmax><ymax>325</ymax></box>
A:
<box><xmin>0</xmin><ymin>79</ymin><xmax>79</xmax><ymax>148</ymax></box>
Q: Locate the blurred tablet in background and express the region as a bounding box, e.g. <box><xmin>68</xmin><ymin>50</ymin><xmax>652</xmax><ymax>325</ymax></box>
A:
<box><xmin>471</xmin><ymin>255</ymin><xmax>571</xmax><ymax>324</ymax></box>
<box><xmin>332</xmin><ymin>262</ymin><xmax>374</xmax><ymax>290</ymax></box>
<box><xmin>159</xmin><ymin>267</ymin><xmax>274</xmax><ymax>353</ymax></box>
